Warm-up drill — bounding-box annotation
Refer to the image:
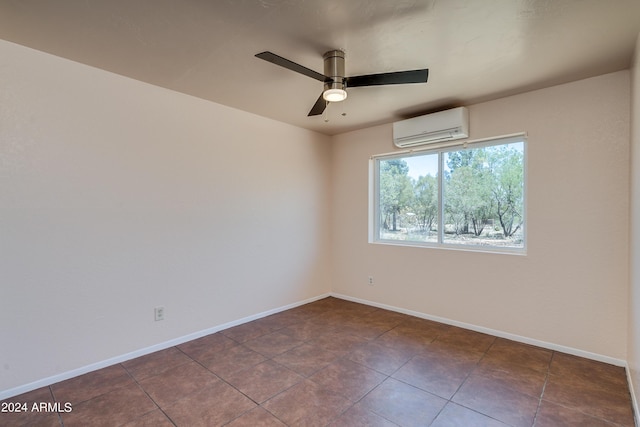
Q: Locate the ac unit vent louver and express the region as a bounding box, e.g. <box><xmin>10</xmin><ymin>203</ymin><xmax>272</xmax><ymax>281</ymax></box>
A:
<box><xmin>393</xmin><ymin>107</ymin><xmax>469</xmax><ymax>148</ymax></box>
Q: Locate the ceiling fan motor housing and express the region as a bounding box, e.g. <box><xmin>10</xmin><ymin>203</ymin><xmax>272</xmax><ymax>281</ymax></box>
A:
<box><xmin>323</xmin><ymin>50</ymin><xmax>346</xmax><ymax>91</ymax></box>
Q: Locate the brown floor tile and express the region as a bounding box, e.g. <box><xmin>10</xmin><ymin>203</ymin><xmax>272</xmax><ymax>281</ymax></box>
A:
<box><xmin>317</xmin><ymin>299</ymin><xmax>378</xmax><ymax>317</ymax></box>
<box><xmin>0</xmin><ymin>412</ymin><xmax>60</xmax><ymax>427</ymax></box>
<box><xmin>0</xmin><ymin>386</ymin><xmax>62</xmax><ymax>427</ymax></box>
<box><xmin>362</xmin><ymin>308</ymin><xmax>410</xmax><ymax>325</ymax></box>
<box><xmin>200</xmin><ymin>344</ymin><xmax>267</xmax><ymax>380</ymax></box>
<box><xmin>471</xmin><ymin>360</ymin><xmax>547</xmax><ymax>398</ymax></box>
<box><xmin>392</xmin><ymin>346</ymin><xmax>482</xmax><ymax>399</ymax></box>
<box><xmin>280</xmin><ymin>318</ymin><xmax>339</xmax><ymax>341</ymax></box>
<box><xmin>543</xmin><ymin>373</ymin><xmax>635</xmax><ymax>425</ymax></box>
<box><xmin>374</xmin><ymin>319</ymin><xmax>447</xmax><ymax>354</ymax></box>
<box><xmin>262</xmin><ymin>379</ymin><xmax>352</xmax><ymax>426</ymax></box>
<box><xmin>452</xmin><ymin>374</ymin><xmax>539</xmax><ymax>427</ymax></box>
<box><xmin>284</xmin><ymin>305</ymin><xmax>327</xmax><ymax>319</ymax></box>
<box><xmin>176</xmin><ymin>332</ymin><xmax>238</xmax><ymax>362</ymax></box>
<box><xmin>334</xmin><ymin>318</ymin><xmax>393</xmax><ymax>340</ymax></box>
<box><xmin>50</xmin><ymin>364</ymin><xmax>134</xmax><ymax>405</ymax></box>
<box><xmin>163</xmin><ymin>381</ymin><xmax>256</xmax><ymax>426</ymax></box>
<box><xmin>308</xmin><ymin>358</ymin><xmax>386</xmax><ymax>402</ymax></box>
<box><xmin>398</xmin><ymin>316</ymin><xmax>452</xmax><ymax>335</ymax></box>
<box><xmin>120</xmin><ymin>409</ymin><xmax>175</xmax><ymax>426</ymax></box>
<box><xmin>221</xmin><ymin>320</ymin><xmax>275</xmax><ymax>343</ymax></box>
<box><xmin>314</xmin><ymin>310</ymin><xmax>358</xmax><ymax>327</ymax></box>
<box><xmin>225</xmin><ymin>407</ymin><xmax>287</xmax><ymax>426</ymax></box>
<box><xmin>281</xmin><ymin>304</ymin><xmax>322</xmax><ymax>320</ymax></box>
<box><xmin>534</xmin><ymin>400</ymin><xmax>620</xmax><ymax>427</ymax></box>
<box><xmin>431</xmin><ymin>402</ymin><xmax>509</xmax><ymax>427</ymax></box>
<box><xmin>329</xmin><ymin>403</ymin><xmax>398</xmax><ymax>426</ymax></box>
<box><xmin>243</xmin><ymin>331</ymin><xmax>304</xmax><ymax>357</ymax></box>
<box><xmin>138</xmin><ymin>361</ymin><xmax>220</xmax><ymax>408</ymax></box>
<box><xmin>334</xmin><ymin>310</ymin><xmax>407</xmax><ymax>340</ymax></box>
<box><xmin>122</xmin><ymin>346</ymin><xmax>192</xmax><ymax>381</ymax></box>
<box><xmin>225</xmin><ymin>360</ymin><xmax>303</xmax><ymax>403</ymax></box>
<box><xmin>360</xmin><ymin>378</ymin><xmax>447</xmax><ymax>427</ymax></box>
<box><xmin>549</xmin><ymin>352</ymin><xmax>628</xmax><ymax>393</ymax></box>
<box><xmin>482</xmin><ymin>338</ymin><xmax>553</xmax><ymax>373</ymax></box>
<box><xmin>60</xmin><ymin>382</ymin><xmax>156</xmax><ymax>427</ymax></box>
<box><xmin>307</xmin><ymin>331</ymin><xmax>369</xmax><ymax>356</ymax></box>
<box><xmin>0</xmin><ymin>412</ymin><xmax>62</xmax><ymax>427</ymax></box>
<box><xmin>0</xmin><ymin>385</ymin><xmax>54</xmax><ymax>406</ymax></box>
<box><xmin>373</xmin><ymin>330</ymin><xmax>430</xmax><ymax>355</ymax></box>
<box><xmin>434</xmin><ymin>326</ymin><xmax>496</xmax><ymax>353</ymax></box>
<box><xmin>273</xmin><ymin>343</ymin><xmax>341</xmax><ymax>377</ymax></box>
<box><xmin>253</xmin><ymin>310</ymin><xmax>310</xmax><ymax>331</ymax></box>
<box><xmin>347</xmin><ymin>339</ymin><xmax>414</xmax><ymax>375</ymax></box>
<box><xmin>291</xmin><ymin>298</ymin><xmax>340</xmax><ymax>316</ymax></box>
<box><xmin>0</xmin><ymin>387</ymin><xmax>64</xmax><ymax>427</ymax></box>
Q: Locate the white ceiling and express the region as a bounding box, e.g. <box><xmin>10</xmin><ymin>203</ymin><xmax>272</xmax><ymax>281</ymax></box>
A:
<box><xmin>1</xmin><ymin>0</ymin><xmax>639</xmax><ymax>135</ymax></box>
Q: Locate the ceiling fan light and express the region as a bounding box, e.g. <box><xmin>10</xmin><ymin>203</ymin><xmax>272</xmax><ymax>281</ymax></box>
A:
<box><xmin>323</xmin><ymin>88</ymin><xmax>347</xmax><ymax>102</ymax></box>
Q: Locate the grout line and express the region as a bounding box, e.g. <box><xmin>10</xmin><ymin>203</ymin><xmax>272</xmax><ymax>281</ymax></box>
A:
<box><xmin>179</xmin><ymin>335</ymin><xmax>307</xmax><ymax>425</ymax></box>
<box><xmin>443</xmin><ymin>335</ymin><xmax>497</xmax><ymax>400</ymax></box>
<box><xmin>121</xmin><ymin>361</ymin><xmax>178</xmax><ymax>427</ymax></box>
<box><xmin>531</xmin><ymin>351</ymin><xmax>553</xmax><ymax>427</ymax></box>
<box><xmin>50</xmin><ymin>385</ymin><xmax>66</xmax><ymax>427</ymax></box>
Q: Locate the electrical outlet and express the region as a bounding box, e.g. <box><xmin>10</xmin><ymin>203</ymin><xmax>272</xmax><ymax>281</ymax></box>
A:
<box><xmin>154</xmin><ymin>306</ymin><xmax>165</xmax><ymax>321</ymax></box>
<box><xmin>368</xmin><ymin>276</ymin><xmax>374</xmax><ymax>286</ymax></box>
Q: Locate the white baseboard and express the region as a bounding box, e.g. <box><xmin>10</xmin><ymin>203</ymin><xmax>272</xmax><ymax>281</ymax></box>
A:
<box><xmin>0</xmin><ymin>293</ymin><xmax>331</xmax><ymax>401</ymax></box>
<box><xmin>626</xmin><ymin>366</ymin><xmax>640</xmax><ymax>427</ymax></box>
<box><xmin>331</xmin><ymin>292</ymin><xmax>627</xmax><ymax>367</ymax></box>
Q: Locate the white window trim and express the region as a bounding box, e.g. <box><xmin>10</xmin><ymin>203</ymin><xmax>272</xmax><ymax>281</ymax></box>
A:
<box><xmin>369</xmin><ymin>133</ymin><xmax>527</xmax><ymax>255</ymax></box>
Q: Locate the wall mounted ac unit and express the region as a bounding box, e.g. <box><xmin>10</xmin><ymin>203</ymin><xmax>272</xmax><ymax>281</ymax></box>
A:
<box><xmin>393</xmin><ymin>107</ymin><xmax>469</xmax><ymax>148</ymax></box>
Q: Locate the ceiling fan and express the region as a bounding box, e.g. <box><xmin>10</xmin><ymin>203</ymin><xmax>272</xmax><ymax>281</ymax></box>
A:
<box><xmin>255</xmin><ymin>50</ymin><xmax>429</xmax><ymax>117</ymax></box>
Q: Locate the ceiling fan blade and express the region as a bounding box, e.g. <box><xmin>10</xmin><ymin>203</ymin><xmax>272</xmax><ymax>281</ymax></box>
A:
<box><xmin>346</xmin><ymin>69</ymin><xmax>429</xmax><ymax>87</ymax></box>
<box><xmin>308</xmin><ymin>93</ymin><xmax>328</xmax><ymax>116</ymax></box>
<box><xmin>255</xmin><ymin>51</ymin><xmax>328</xmax><ymax>82</ymax></box>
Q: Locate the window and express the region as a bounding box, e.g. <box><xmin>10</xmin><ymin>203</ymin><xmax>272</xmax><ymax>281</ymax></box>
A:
<box><xmin>372</xmin><ymin>135</ymin><xmax>526</xmax><ymax>253</ymax></box>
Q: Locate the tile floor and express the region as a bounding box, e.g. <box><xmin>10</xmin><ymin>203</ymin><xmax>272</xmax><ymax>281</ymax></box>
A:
<box><xmin>1</xmin><ymin>297</ymin><xmax>636</xmax><ymax>426</ymax></box>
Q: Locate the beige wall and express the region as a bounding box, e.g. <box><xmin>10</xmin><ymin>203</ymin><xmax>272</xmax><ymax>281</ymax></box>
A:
<box><xmin>331</xmin><ymin>71</ymin><xmax>630</xmax><ymax>361</ymax></box>
<box><xmin>0</xmin><ymin>40</ymin><xmax>332</xmax><ymax>394</ymax></box>
<box><xmin>629</xmin><ymin>32</ymin><xmax>640</xmax><ymax>412</ymax></box>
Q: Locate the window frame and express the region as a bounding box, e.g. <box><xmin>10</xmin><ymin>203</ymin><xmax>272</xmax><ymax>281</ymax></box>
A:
<box><xmin>370</xmin><ymin>133</ymin><xmax>527</xmax><ymax>255</ymax></box>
